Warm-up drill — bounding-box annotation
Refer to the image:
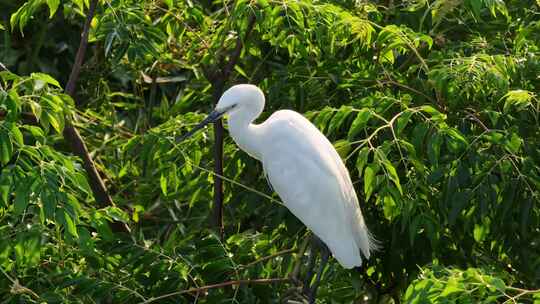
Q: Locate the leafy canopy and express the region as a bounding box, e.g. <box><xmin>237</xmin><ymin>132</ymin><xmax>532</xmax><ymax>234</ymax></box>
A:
<box><xmin>0</xmin><ymin>0</ymin><xmax>539</xmax><ymax>302</ymax></box>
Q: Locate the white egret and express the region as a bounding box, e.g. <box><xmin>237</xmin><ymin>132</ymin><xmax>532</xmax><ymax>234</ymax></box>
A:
<box><xmin>179</xmin><ymin>84</ymin><xmax>377</xmax><ymax>301</ymax></box>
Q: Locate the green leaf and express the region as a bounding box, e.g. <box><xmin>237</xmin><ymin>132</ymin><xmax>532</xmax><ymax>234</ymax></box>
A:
<box><xmin>487</xmin><ymin>277</ymin><xmax>506</xmax><ymax>292</ymax></box>
<box><xmin>412</xmin><ymin>122</ymin><xmax>429</xmax><ymax>155</ymax></box>
<box><xmin>440</xmin><ymin>278</ymin><xmax>462</xmax><ymax>297</ymax></box>
<box><xmin>41</xmin><ymin>190</ymin><xmax>56</xmax><ymax>221</ymax></box>
<box><xmin>7</xmin><ymin>90</ymin><xmax>21</xmax><ymax>116</ymax></box>
<box><xmin>473</xmin><ymin>224</ymin><xmax>487</xmax><ymax>242</ymax></box>
<box><xmin>383</xmin><ymin>160</ymin><xmax>402</xmax><ymax>195</ymax></box>
<box><xmin>364</xmin><ymin>164</ymin><xmax>377</xmax><ymax>200</ymax></box>
<box><xmin>163</xmin><ymin>0</ymin><xmax>174</xmax><ymax>9</ymax></box>
<box><xmin>22</xmin><ymin>125</ymin><xmax>44</xmax><ymax>141</ymax></box>
<box><xmin>14</xmin><ymin>178</ymin><xmax>33</xmax><ymax>215</ymax></box>
<box><xmin>189</xmin><ymin>188</ymin><xmax>202</xmax><ymax>208</ymax></box>
<box><xmin>73</xmin><ymin>172</ymin><xmax>91</xmax><ymax>195</ymax></box>
<box><xmin>313</xmin><ymin>107</ymin><xmax>335</xmax><ymax>131</ymax></box>
<box><xmin>449</xmin><ymin>192</ymin><xmax>469</xmax><ymax>226</ymax></box>
<box><xmin>502</xmin><ymin>90</ymin><xmax>533</xmax><ymax>112</ymax></box>
<box><xmin>334</xmin><ymin>139</ymin><xmax>351</xmax><ymax>158</ymax></box>
<box><xmin>44</xmin><ymin>112</ymin><xmax>64</xmax><ymax>133</ymax></box>
<box><xmin>427</xmin><ymin>133</ymin><xmax>442</xmax><ymax>166</ymax></box>
<box><xmin>64</xmin><ymin>210</ymin><xmax>79</xmax><ymax>238</ymax></box>
<box><xmin>445</xmin><ymin>128</ymin><xmax>468</xmax><ymax>146</ymax></box>
<box><xmin>505</xmin><ymin>132</ymin><xmax>522</xmax><ymax>153</ymax></box>
<box><xmin>234</xmin><ymin>65</ymin><xmax>249</xmax><ymax>79</ymax></box>
<box><xmin>103</xmin><ymin>206</ymin><xmax>129</xmax><ymax>223</ymax></box>
<box><xmin>420</xmin><ymin>105</ymin><xmax>446</xmax><ymax>124</ymax></box>
<box><xmin>383</xmin><ymin>195</ymin><xmax>398</xmax><ymax>220</ymax></box>
<box><xmin>328</xmin><ymin>106</ymin><xmax>353</xmax><ymax>135</ymax></box>
<box><xmin>484</xmin><ymin>131</ymin><xmax>504</xmax><ymax>145</ymax></box>
<box><xmin>0</xmin><ymin>185</ymin><xmax>9</xmax><ymax>207</ymax></box>
<box><xmin>45</xmin><ymin>0</ymin><xmax>60</xmax><ymax>18</ymax></box>
<box><xmin>29</xmin><ymin>101</ymin><xmax>42</xmax><ymax>120</ymax></box>
<box><xmin>379</xmin><ymin>49</ymin><xmax>394</xmax><ymax>64</ymax></box>
<box><xmin>31</xmin><ymin>73</ymin><xmax>61</xmax><ymax>88</ymax></box>
<box><xmin>469</xmin><ymin>0</ymin><xmax>482</xmax><ymax>17</ymax></box>
<box><xmin>355</xmin><ymin>147</ymin><xmax>370</xmax><ymax>175</ymax></box>
<box><xmin>0</xmin><ymin>170</ymin><xmax>9</xmax><ymax>207</ymax></box>
<box><xmin>395</xmin><ymin>110</ymin><xmax>413</xmax><ymax>136</ymax></box>
<box><xmin>10</xmin><ymin>0</ymin><xmax>35</xmax><ymax>33</ymax></box>
<box><xmin>160</xmin><ymin>173</ymin><xmax>167</xmax><ymax>196</ymax></box>
<box><xmin>9</xmin><ymin>125</ymin><xmax>24</xmax><ymax>146</ymax></box>
<box><xmin>0</xmin><ymin>129</ymin><xmax>13</xmax><ymax>165</ymax></box>
<box><xmin>347</xmin><ymin>109</ymin><xmax>372</xmax><ymax>140</ymax></box>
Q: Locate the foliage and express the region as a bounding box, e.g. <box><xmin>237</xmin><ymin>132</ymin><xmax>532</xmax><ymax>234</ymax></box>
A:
<box><xmin>0</xmin><ymin>0</ymin><xmax>539</xmax><ymax>303</ymax></box>
<box><xmin>404</xmin><ymin>265</ymin><xmax>540</xmax><ymax>303</ymax></box>
<box><xmin>0</xmin><ymin>71</ymin><xmax>86</xmax><ymax>235</ymax></box>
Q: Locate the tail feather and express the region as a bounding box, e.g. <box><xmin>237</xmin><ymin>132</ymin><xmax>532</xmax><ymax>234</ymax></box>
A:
<box><xmin>352</xmin><ymin>205</ymin><xmax>380</xmax><ymax>259</ymax></box>
<box><xmin>330</xmin><ymin>237</ymin><xmax>362</xmax><ymax>269</ymax></box>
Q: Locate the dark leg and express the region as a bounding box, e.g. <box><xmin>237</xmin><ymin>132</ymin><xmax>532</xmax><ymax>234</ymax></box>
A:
<box><xmin>302</xmin><ymin>241</ymin><xmax>317</xmax><ymax>295</ymax></box>
<box><xmin>282</xmin><ymin>235</ymin><xmax>310</xmax><ymax>303</ymax></box>
<box><xmin>290</xmin><ymin>236</ymin><xmax>311</xmax><ymax>285</ymax></box>
<box><xmin>283</xmin><ymin>234</ymin><xmax>331</xmax><ymax>304</ymax></box>
<box><xmin>307</xmin><ymin>242</ymin><xmax>329</xmax><ymax>304</ymax></box>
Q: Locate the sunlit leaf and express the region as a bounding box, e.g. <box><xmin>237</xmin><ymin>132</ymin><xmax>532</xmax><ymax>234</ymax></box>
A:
<box><xmin>347</xmin><ymin>109</ymin><xmax>371</xmax><ymax>140</ymax></box>
<box><xmin>383</xmin><ymin>160</ymin><xmax>402</xmax><ymax>195</ymax></box>
<box><xmin>364</xmin><ymin>164</ymin><xmax>377</xmax><ymax>200</ymax></box>
<box><xmin>45</xmin><ymin>0</ymin><xmax>60</xmax><ymax>18</ymax></box>
<box><xmin>160</xmin><ymin>173</ymin><xmax>167</xmax><ymax>196</ymax></box>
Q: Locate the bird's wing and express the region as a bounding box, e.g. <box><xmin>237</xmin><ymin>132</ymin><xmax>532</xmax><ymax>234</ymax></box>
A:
<box><xmin>260</xmin><ymin>110</ymin><xmax>371</xmax><ymax>267</ymax></box>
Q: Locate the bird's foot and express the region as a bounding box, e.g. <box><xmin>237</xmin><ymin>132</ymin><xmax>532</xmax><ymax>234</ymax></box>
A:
<box><xmin>283</xmin><ymin>235</ymin><xmax>330</xmax><ymax>304</ymax></box>
<box><xmin>281</xmin><ymin>284</ymin><xmax>309</xmax><ymax>304</ymax></box>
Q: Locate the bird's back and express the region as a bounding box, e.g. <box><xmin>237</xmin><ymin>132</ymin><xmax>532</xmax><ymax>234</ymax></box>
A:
<box><xmin>259</xmin><ymin>110</ymin><xmax>375</xmax><ymax>268</ymax></box>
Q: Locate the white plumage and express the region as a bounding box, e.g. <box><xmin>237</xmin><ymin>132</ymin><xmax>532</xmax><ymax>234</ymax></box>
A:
<box><xmin>215</xmin><ymin>84</ymin><xmax>376</xmax><ymax>268</ymax></box>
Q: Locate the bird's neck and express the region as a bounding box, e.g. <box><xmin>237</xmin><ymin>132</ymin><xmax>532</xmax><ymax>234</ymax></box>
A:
<box><xmin>227</xmin><ymin>111</ymin><xmax>263</xmax><ymax>160</ymax></box>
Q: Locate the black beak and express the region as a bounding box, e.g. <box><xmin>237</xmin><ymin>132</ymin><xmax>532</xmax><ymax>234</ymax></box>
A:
<box><xmin>176</xmin><ymin>110</ymin><xmax>225</xmax><ymax>143</ymax></box>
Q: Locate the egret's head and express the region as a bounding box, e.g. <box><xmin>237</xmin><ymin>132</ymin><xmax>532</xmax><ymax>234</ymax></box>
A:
<box><xmin>175</xmin><ymin>84</ymin><xmax>265</xmax><ymax>143</ymax></box>
<box><xmin>215</xmin><ymin>84</ymin><xmax>265</xmax><ymax>117</ymax></box>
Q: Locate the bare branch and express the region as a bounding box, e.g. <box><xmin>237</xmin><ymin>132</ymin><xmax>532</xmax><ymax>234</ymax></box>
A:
<box><xmin>140</xmin><ymin>278</ymin><xmax>289</xmax><ymax>304</ymax></box>
<box><xmin>61</xmin><ymin>0</ymin><xmax>120</xmax><ymax>213</ymax></box>
<box><xmin>65</xmin><ymin>0</ymin><xmax>97</xmax><ymax>97</ymax></box>
<box><xmin>465</xmin><ymin>110</ymin><xmax>490</xmax><ymax>132</ymax></box>
<box><xmin>240</xmin><ymin>248</ymin><xmax>296</xmax><ymax>270</ymax></box>
<box><xmin>208</xmin><ymin>12</ymin><xmax>257</xmax><ymax>240</ymax></box>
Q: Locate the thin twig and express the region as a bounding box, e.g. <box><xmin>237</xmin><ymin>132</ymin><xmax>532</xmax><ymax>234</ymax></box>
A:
<box><xmin>140</xmin><ymin>278</ymin><xmax>289</xmax><ymax>304</ymax></box>
<box><xmin>0</xmin><ymin>267</ymin><xmax>40</xmax><ymax>300</ymax></box>
<box><xmin>240</xmin><ymin>248</ymin><xmax>296</xmax><ymax>270</ymax></box>
<box><xmin>0</xmin><ymin>61</ymin><xmax>9</xmax><ymax>72</ymax></box>
<box><xmin>378</xmin><ymin>79</ymin><xmax>437</xmax><ymax>105</ymax></box>
<box><xmin>465</xmin><ymin>109</ymin><xmax>490</xmax><ymax>132</ymax></box>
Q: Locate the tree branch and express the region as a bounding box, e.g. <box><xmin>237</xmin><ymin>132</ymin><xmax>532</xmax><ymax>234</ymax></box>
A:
<box><xmin>378</xmin><ymin>79</ymin><xmax>438</xmax><ymax>105</ymax></box>
<box><xmin>222</xmin><ymin>15</ymin><xmax>257</xmax><ymax>79</ymax></box>
<box><xmin>65</xmin><ymin>0</ymin><xmax>96</xmax><ymax>97</ymax></box>
<box><xmin>0</xmin><ymin>62</ymin><xmax>9</xmax><ymax>72</ymax></box>
<box><xmin>465</xmin><ymin>109</ymin><xmax>490</xmax><ymax>132</ymax></box>
<box><xmin>61</xmin><ymin>0</ymin><xmax>118</xmax><ymax>212</ymax></box>
<box><xmin>207</xmin><ymin>13</ymin><xmax>257</xmax><ymax>240</ymax></box>
<box><xmin>141</xmin><ymin>278</ymin><xmax>289</xmax><ymax>304</ymax></box>
<box><xmin>0</xmin><ymin>110</ymin><xmax>38</xmax><ymax>125</ymax></box>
